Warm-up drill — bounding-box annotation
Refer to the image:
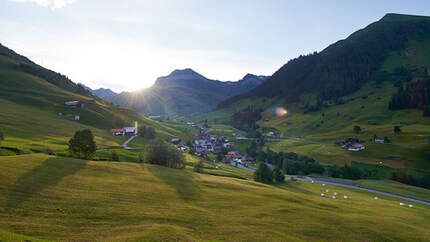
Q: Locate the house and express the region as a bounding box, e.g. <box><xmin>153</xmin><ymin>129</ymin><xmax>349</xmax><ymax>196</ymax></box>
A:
<box><xmin>64</xmin><ymin>100</ymin><xmax>84</xmax><ymax>108</ymax></box>
<box><xmin>374</xmin><ymin>137</ymin><xmax>385</xmax><ymax>144</ymax></box>
<box><xmin>195</xmin><ymin>147</ymin><xmax>207</xmax><ymax>157</ymax></box>
<box><xmin>348</xmin><ymin>143</ymin><xmax>365</xmax><ymax>151</ymax></box>
<box><xmin>213</xmin><ymin>146</ymin><xmax>222</xmax><ymax>154</ymax></box>
<box><xmin>111</xmin><ymin>128</ymin><xmax>125</xmax><ymax>136</ymax></box>
<box><xmin>123</xmin><ymin>127</ymin><xmax>136</xmax><ymax>135</ymax></box>
<box><xmin>171</xmin><ymin>138</ymin><xmax>182</xmax><ymax>145</ymax></box>
<box><xmin>227</xmin><ymin>151</ymin><xmax>242</xmax><ymax>159</ymax></box>
<box><xmin>68</xmin><ymin>115</ymin><xmax>80</xmax><ymax>121</ymax></box>
<box><xmin>222</xmin><ymin>143</ymin><xmax>232</xmax><ymax>148</ymax></box>
<box><xmin>187</xmin><ymin>122</ymin><xmax>196</xmax><ymax>126</ymax></box>
<box><xmin>335</xmin><ymin>141</ymin><xmax>345</xmax><ymax>146</ymax></box>
<box><xmin>148</xmin><ymin>115</ymin><xmax>161</xmax><ymax>120</ymax></box>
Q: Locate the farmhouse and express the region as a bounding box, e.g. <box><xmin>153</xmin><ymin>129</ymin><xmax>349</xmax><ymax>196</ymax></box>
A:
<box><xmin>148</xmin><ymin>115</ymin><xmax>161</xmax><ymax>120</ymax></box>
<box><xmin>374</xmin><ymin>137</ymin><xmax>385</xmax><ymax>143</ymax></box>
<box><xmin>171</xmin><ymin>138</ymin><xmax>182</xmax><ymax>145</ymax></box>
<box><xmin>226</xmin><ymin>151</ymin><xmax>242</xmax><ymax>160</ymax></box>
<box><xmin>111</xmin><ymin>128</ymin><xmax>125</xmax><ymax>136</ymax></box>
<box><xmin>64</xmin><ymin>100</ymin><xmax>84</xmax><ymax>108</ymax></box>
<box><xmin>123</xmin><ymin>127</ymin><xmax>137</xmax><ymax>135</ymax></box>
<box><xmin>348</xmin><ymin>143</ymin><xmax>365</xmax><ymax>151</ymax></box>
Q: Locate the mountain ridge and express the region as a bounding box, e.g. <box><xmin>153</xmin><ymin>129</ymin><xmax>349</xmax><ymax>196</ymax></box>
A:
<box><xmin>107</xmin><ymin>69</ymin><xmax>269</xmax><ymax>118</ymax></box>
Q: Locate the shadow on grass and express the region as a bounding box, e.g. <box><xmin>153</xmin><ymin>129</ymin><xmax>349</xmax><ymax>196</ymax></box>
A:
<box><xmin>148</xmin><ymin>165</ymin><xmax>200</xmax><ymax>203</ymax></box>
<box><xmin>6</xmin><ymin>157</ymin><xmax>87</xmax><ymax>209</ymax></box>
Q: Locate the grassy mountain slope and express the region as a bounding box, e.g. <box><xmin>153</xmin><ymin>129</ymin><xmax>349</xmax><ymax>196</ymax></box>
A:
<box><xmin>208</xmin><ymin>14</ymin><xmax>430</xmax><ymax>170</ymax></box>
<box><xmin>1</xmin><ymin>154</ymin><xmax>430</xmax><ymax>241</ymax></box>
<box><xmin>0</xmin><ymin>45</ymin><xmax>182</xmax><ymax>153</ymax></box>
<box><xmin>111</xmin><ymin>69</ymin><xmax>268</xmax><ymax>119</ymax></box>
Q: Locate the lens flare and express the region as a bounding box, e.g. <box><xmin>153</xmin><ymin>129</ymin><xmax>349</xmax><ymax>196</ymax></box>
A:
<box><xmin>273</xmin><ymin>106</ymin><xmax>288</xmax><ymax>117</ymax></box>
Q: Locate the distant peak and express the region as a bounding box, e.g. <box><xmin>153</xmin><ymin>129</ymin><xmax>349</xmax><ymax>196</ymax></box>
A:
<box><xmin>170</xmin><ymin>68</ymin><xmax>199</xmax><ymax>76</ymax></box>
<box><xmin>240</xmin><ymin>73</ymin><xmax>269</xmax><ymax>82</ymax></box>
<box><xmin>380</xmin><ymin>13</ymin><xmax>430</xmax><ymax>22</ymax></box>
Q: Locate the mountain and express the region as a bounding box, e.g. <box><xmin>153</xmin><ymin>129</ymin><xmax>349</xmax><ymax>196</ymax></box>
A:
<box><xmin>78</xmin><ymin>83</ymin><xmax>118</xmax><ymax>100</ymax></box>
<box><xmin>109</xmin><ymin>68</ymin><xmax>268</xmax><ymax>118</ymax></box>
<box><xmin>203</xmin><ymin>13</ymin><xmax>430</xmax><ymax>171</ymax></box>
<box><xmin>219</xmin><ymin>13</ymin><xmax>430</xmax><ymax>109</ymax></box>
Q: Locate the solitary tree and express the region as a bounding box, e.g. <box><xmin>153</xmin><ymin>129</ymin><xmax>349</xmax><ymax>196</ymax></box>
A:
<box><xmin>68</xmin><ymin>129</ymin><xmax>96</xmax><ymax>159</ymax></box>
<box><xmin>394</xmin><ymin>126</ymin><xmax>401</xmax><ymax>134</ymax></box>
<box><xmin>111</xmin><ymin>151</ymin><xmax>119</xmax><ymax>161</ymax></box>
<box><xmin>272</xmin><ymin>167</ymin><xmax>285</xmax><ymax>183</ymax></box>
<box><xmin>353</xmin><ymin>125</ymin><xmax>361</xmax><ymax>134</ymax></box>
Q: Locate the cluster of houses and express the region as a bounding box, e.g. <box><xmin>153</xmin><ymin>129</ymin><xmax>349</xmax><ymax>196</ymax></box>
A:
<box><xmin>336</xmin><ymin>135</ymin><xmax>386</xmax><ymax>152</ymax></box>
<box><xmin>335</xmin><ymin>138</ymin><xmax>365</xmax><ymax>151</ymax></box>
<box><xmin>193</xmin><ymin>134</ymin><xmax>232</xmax><ymax>157</ymax></box>
<box><xmin>110</xmin><ymin>127</ymin><xmax>137</xmax><ymax>136</ymax></box>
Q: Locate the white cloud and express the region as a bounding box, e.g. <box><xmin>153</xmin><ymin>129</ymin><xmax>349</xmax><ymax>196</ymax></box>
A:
<box><xmin>10</xmin><ymin>0</ymin><xmax>76</xmax><ymax>9</ymax></box>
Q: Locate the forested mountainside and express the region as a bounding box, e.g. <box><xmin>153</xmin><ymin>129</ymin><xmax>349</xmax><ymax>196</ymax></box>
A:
<box><xmin>219</xmin><ymin>14</ymin><xmax>430</xmax><ymax>112</ymax></box>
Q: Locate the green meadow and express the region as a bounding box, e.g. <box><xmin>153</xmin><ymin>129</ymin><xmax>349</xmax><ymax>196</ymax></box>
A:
<box><xmin>1</xmin><ymin>154</ymin><xmax>430</xmax><ymax>241</ymax></box>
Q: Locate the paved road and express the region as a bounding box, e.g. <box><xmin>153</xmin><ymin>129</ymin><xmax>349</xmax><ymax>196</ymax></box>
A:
<box><xmin>231</xmin><ymin>163</ymin><xmax>430</xmax><ymax>206</ymax></box>
<box><xmin>122</xmin><ymin>135</ymin><xmax>137</xmax><ymax>149</ymax></box>
<box><xmin>293</xmin><ymin>176</ymin><xmax>430</xmax><ymax>206</ymax></box>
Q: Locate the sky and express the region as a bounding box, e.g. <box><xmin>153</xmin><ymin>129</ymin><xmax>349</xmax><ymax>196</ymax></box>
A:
<box><xmin>1</xmin><ymin>0</ymin><xmax>430</xmax><ymax>92</ymax></box>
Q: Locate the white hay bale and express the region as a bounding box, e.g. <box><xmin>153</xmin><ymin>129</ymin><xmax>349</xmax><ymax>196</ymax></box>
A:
<box><xmin>374</xmin><ymin>197</ymin><xmax>379</xmax><ymax>200</ymax></box>
<box><xmin>408</xmin><ymin>204</ymin><xmax>414</xmax><ymax>208</ymax></box>
<box><xmin>344</xmin><ymin>196</ymin><xmax>348</xmax><ymax>199</ymax></box>
<box><xmin>332</xmin><ymin>196</ymin><xmax>336</xmax><ymax>199</ymax></box>
<box><xmin>311</xmin><ymin>180</ymin><xmax>315</xmax><ymax>183</ymax></box>
<box><xmin>321</xmin><ymin>193</ymin><xmax>325</xmax><ymax>197</ymax></box>
<box><xmin>325</xmin><ymin>190</ymin><xmax>329</xmax><ymax>193</ymax></box>
<box><xmin>322</xmin><ymin>183</ymin><xmax>326</xmax><ymax>186</ymax></box>
<box><xmin>334</xmin><ymin>192</ymin><xmax>338</xmax><ymax>195</ymax></box>
<box><xmin>399</xmin><ymin>202</ymin><xmax>404</xmax><ymax>206</ymax></box>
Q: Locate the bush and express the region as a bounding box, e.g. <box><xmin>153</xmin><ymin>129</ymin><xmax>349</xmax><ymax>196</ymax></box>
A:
<box><xmin>272</xmin><ymin>168</ymin><xmax>285</xmax><ymax>183</ymax></box>
<box><xmin>138</xmin><ymin>152</ymin><xmax>144</xmax><ymax>163</ymax></box>
<box><xmin>111</xmin><ymin>151</ymin><xmax>119</xmax><ymax>161</ymax></box>
<box><xmin>353</xmin><ymin>125</ymin><xmax>361</xmax><ymax>134</ymax></box>
<box><xmin>254</xmin><ymin>163</ymin><xmax>273</xmax><ymax>184</ymax></box>
<box><xmin>145</xmin><ymin>141</ymin><xmax>185</xmax><ymax>169</ymax></box>
<box><xmin>0</xmin><ymin>129</ymin><xmax>3</xmax><ymax>145</ymax></box>
<box><xmin>394</xmin><ymin>126</ymin><xmax>401</xmax><ymax>134</ymax></box>
<box><xmin>194</xmin><ymin>160</ymin><xmax>204</xmax><ymax>173</ymax></box>
<box><xmin>68</xmin><ymin>129</ymin><xmax>96</xmax><ymax>160</ymax></box>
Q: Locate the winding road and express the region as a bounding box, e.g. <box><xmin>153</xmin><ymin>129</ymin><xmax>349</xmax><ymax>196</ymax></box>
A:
<box><xmin>231</xmin><ymin>163</ymin><xmax>430</xmax><ymax>206</ymax></box>
<box><xmin>122</xmin><ymin>135</ymin><xmax>137</xmax><ymax>149</ymax></box>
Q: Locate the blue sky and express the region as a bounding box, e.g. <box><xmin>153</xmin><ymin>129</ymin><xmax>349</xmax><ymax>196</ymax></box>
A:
<box><xmin>1</xmin><ymin>0</ymin><xmax>430</xmax><ymax>92</ymax></box>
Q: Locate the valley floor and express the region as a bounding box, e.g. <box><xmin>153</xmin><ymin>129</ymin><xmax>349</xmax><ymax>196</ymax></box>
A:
<box><xmin>1</xmin><ymin>154</ymin><xmax>430</xmax><ymax>241</ymax></box>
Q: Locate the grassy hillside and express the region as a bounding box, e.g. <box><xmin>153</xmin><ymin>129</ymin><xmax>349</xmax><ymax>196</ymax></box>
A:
<box><xmin>1</xmin><ymin>154</ymin><xmax>430</xmax><ymax>241</ymax></box>
<box><xmin>0</xmin><ymin>46</ymin><xmax>183</xmax><ymax>154</ymax></box>
<box><xmin>207</xmin><ymin>14</ymin><xmax>430</xmax><ymax>173</ymax></box>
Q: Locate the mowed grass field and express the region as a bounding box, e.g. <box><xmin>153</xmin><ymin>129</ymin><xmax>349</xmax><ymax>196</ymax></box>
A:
<box><xmin>1</xmin><ymin>154</ymin><xmax>430</xmax><ymax>241</ymax></box>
